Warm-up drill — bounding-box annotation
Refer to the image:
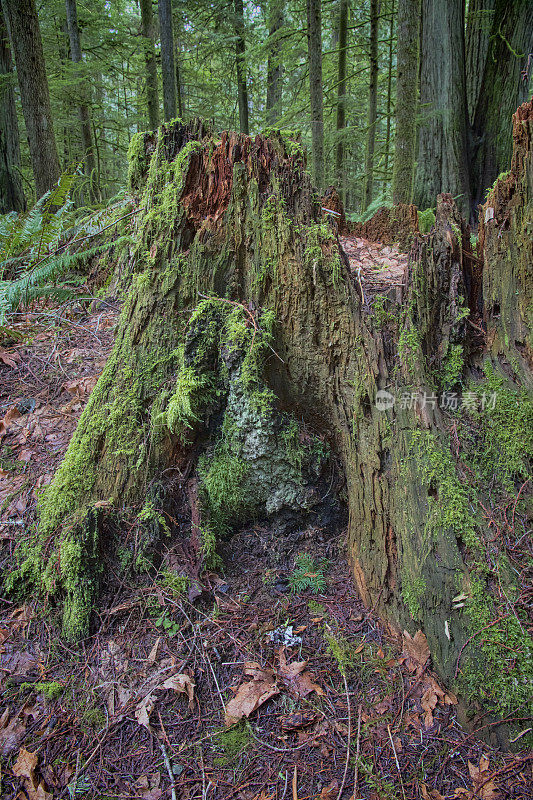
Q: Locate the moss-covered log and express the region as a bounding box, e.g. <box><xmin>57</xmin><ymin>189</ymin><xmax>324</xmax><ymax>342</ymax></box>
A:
<box><xmin>11</xmin><ymin>106</ymin><xmax>533</xmax><ymax>746</ymax></box>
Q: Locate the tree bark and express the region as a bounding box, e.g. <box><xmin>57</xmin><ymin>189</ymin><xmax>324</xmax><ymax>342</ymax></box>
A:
<box><xmin>383</xmin><ymin>0</ymin><xmax>395</xmax><ymax>186</ymax></box>
<box><xmin>363</xmin><ymin>0</ymin><xmax>379</xmax><ymax>210</ymax></box>
<box><xmin>266</xmin><ymin>0</ymin><xmax>283</xmax><ymax>126</ymax></box>
<box><xmin>234</xmin><ymin>0</ymin><xmax>250</xmax><ymax>135</ymax></box>
<box><xmin>65</xmin><ymin>0</ymin><xmax>99</xmax><ymax>203</ymax></box>
<box><xmin>19</xmin><ymin>107</ymin><xmax>533</xmax><ymax>747</ymax></box>
<box><xmin>139</xmin><ymin>0</ymin><xmax>160</xmax><ymax>131</ymax></box>
<box><xmin>414</xmin><ymin>0</ymin><xmax>470</xmax><ymax>216</ymax></box>
<box><xmin>1</xmin><ymin>0</ymin><xmax>60</xmax><ymax>199</ymax></box>
<box><xmin>392</xmin><ymin>0</ymin><xmax>420</xmax><ymax>204</ymax></box>
<box><xmin>306</xmin><ymin>0</ymin><xmax>324</xmax><ymax>190</ymax></box>
<box><xmin>465</xmin><ymin>0</ymin><xmax>495</xmax><ymax>125</ymax></box>
<box><xmin>335</xmin><ymin>0</ymin><xmax>348</xmax><ymax>196</ymax></box>
<box><xmin>470</xmin><ymin>0</ymin><xmax>533</xmax><ymax>209</ymax></box>
<box><xmin>0</xmin><ymin>7</ymin><xmax>25</xmax><ymax>213</ymax></box>
<box><xmin>158</xmin><ymin>0</ymin><xmax>177</xmax><ymax>121</ymax></box>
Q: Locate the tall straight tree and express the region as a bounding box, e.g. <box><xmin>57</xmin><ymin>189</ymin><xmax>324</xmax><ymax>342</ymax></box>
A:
<box><xmin>363</xmin><ymin>0</ymin><xmax>379</xmax><ymax>209</ymax></box>
<box><xmin>234</xmin><ymin>0</ymin><xmax>249</xmax><ymax>134</ymax></box>
<box><xmin>335</xmin><ymin>0</ymin><xmax>348</xmax><ymax>195</ymax></box>
<box><xmin>65</xmin><ymin>0</ymin><xmax>99</xmax><ymax>202</ymax></box>
<box><xmin>266</xmin><ymin>0</ymin><xmax>283</xmax><ymax>125</ymax></box>
<box><xmin>0</xmin><ymin>8</ymin><xmax>25</xmax><ymax>212</ymax></box>
<box><xmin>465</xmin><ymin>0</ymin><xmax>495</xmax><ymax>124</ymax></box>
<box><xmin>158</xmin><ymin>0</ymin><xmax>177</xmax><ymax>121</ymax></box>
<box><xmin>471</xmin><ymin>0</ymin><xmax>533</xmax><ymax>207</ymax></box>
<box><xmin>414</xmin><ymin>0</ymin><xmax>470</xmax><ymax>215</ymax></box>
<box><xmin>306</xmin><ymin>0</ymin><xmax>324</xmax><ymax>189</ymax></box>
<box><xmin>139</xmin><ymin>0</ymin><xmax>160</xmax><ymax>130</ymax></box>
<box><xmin>392</xmin><ymin>0</ymin><xmax>420</xmax><ymax>204</ymax></box>
<box><xmin>1</xmin><ymin>0</ymin><xmax>60</xmax><ymax>198</ymax></box>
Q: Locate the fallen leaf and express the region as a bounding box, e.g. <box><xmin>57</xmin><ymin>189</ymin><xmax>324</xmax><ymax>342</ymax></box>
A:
<box><xmin>161</xmin><ymin>673</ymin><xmax>195</xmax><ymax>708</ymax></box>
<box><xmin>320</xmin><ymin>779</ymin><xmax>339</xmax><ymax>800</ymax></box>
<box><xmin>0</xmin><ymin>348</ymin><xmax>21</xmax><ymax>368</ymax></box>
<box><xmin>402</xmin><ymin>629</ymin><xmax>430</xmax><ymax>671</ymax></box>
<box><xmin>280</xmin><ymin>711</ymin><xmax>317</xmax><ymax>731</ymax></box>
<box><xmin>0</xmin><ymin>406</ymin><xmax>22</xmax><ymax>439</ymax></box>
<box><xmin>135</xmin><ymin>694</ymin><xmax>156</xmax><ymax>730</ymax></box>
<box><xmin>147</xmin><ymin>637</ymin><xmax>161</xmax><ymax>666</ymax></box>
<box><xmin>421</xmin><ymin>783</ymin><xmax>445</xmax><ymax>800</ymax></box>
<box><xmin>224</xmin><ymin>662</ymin><xmax>279</xmax><ymax>726</ymax></box>
<box><xmin>277</xmin><ymin>649</ymin><xmax>325</xmax><ymax>698</ymax></box>
<box><xmin>0</xmin><ymin>708</ymin><xmax>26</xmax><ymax>756</ymax></box>
<box><xmin>62</xmin><ymin>375</ymin><xmax>98</xmax><ymax>397</ymax></box>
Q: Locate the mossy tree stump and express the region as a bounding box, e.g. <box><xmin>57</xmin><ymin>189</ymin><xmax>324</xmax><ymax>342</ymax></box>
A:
<box><xmin>14</xmin><ymin>107</ymin><xmax>533</xmax><ymax>745</ymax></box>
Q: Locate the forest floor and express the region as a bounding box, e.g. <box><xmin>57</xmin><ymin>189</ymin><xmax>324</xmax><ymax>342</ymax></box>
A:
<box><xmin>0</xmin><ymin>239</ymin><xmax>532</xmax><ymax>800</ymax></box>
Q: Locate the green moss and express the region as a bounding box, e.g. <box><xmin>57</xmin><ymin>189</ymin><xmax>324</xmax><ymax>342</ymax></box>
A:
<box><xmin>21</xmin><ymin>680</ymin><xmax>65</xmax><ymax>700</ymax></box>
<box><xmin>127</xmin><ymin>132</ymin><xmax>148</xmax><ymax>192</ymax></box>
<box><xmin>213</xmin><ymin>723</ymin><xmax>252</xmax><ymax>765</ymax></box>
<box><xmin>441</xmin><ymin>343</ymin><xmax>464</xmax><ymax>388</ymax></box>
<box><xmin>417</xmin><ymin>207</ymin><xmax>436</xmax><ymax>234</ymax></box>
<box><xmin>402</xmin><ymin>576</ymin><xmax>427</xmax><ymax>620</ymax></box>
<box><xmin>398</xmin><ymin>313</ymin><xmax>422</xmax><ymax>375</ymax></box>
<box><xmin>370</xmin><ymin>294</ymin><xmax>392</xmax><ymax>329</ymax></box>
<box><xmin>408</xmin><ymin>429</ymin><xmax>479</xmax><ymax>550</ymax></box>
<box><xmin>198</xmin><ymin>452</ymin><xmax>249</xmax><ymax>525</ymax></box>
<box><xmin>324</xmin><ymin>629</ymin><xmax>357</xmax><ymax>676</ymax></box>
<box><xmin>304</xmin><ymin>222</ymin><xmax>342</xmax><ymax>285</ymax></box>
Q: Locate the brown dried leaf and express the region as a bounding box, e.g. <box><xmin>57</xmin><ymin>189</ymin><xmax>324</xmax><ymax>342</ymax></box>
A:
<box><xmin>0</xmin><ymin>348</ymin><xmax>21</xmax><ymax>368</ymax></box>
<box><xmin>161</xmin><ymin>673</ymin><xmax>195</xmax><ymax>708</ymax></box>
<box><xmin>62</xmin><ymin>375</ymin><xmax>98</xmax><ymax>397</ymax></box>
<box><xmin>320</xmin><ymin>779</ymin><xmax>339</xmax><ymax>800</ymax></box>
<box><xmin>277</xmin><ymin>649</ymin><xmax>325</xmax><ymax>698</ymax></box>
<box><xmin>224</xmin><ymin>662</ymin><xmax>279</xmax><ymax>726</ymax></box>
<box><xmin>402</xmin><ymin>630</ymin><xmax>430</xmax><ymax>670</ymax></box>
<box><xmin>135</xmin><ymin>694</ymin><xmax>156</xmax><ymax>730</ymax></box>
<box><xmin>421</xmin><ymin>786</ymin><xmax>445</xmax><ymax>800</ymax></box>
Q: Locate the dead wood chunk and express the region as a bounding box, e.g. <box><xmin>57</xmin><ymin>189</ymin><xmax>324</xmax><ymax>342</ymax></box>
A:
<box><xmin>352</xmin><ymin>203</ymin><xmax>420</xmax><ymax>249</ymax></box>
<box><xmin>322</xmin><ymin>186</ymin><xmax>347</xmax><ymax>233</ymax></box>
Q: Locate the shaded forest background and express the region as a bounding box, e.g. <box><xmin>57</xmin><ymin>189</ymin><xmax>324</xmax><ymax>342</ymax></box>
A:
<box><xmin>1</xmin><ymin>0</ymin><xmax>532</xmax><ymax>221</ymax></box>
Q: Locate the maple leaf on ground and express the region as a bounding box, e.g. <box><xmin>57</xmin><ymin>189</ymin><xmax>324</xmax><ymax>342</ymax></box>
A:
<box><xmin>454</xmin><ymin>756</ymin><xmax>500</xmax><ymax>800</ymax></box>
<box><xmin>12</xmin><ymin>747</ymin><xmax>52</xmax><ymax>800</ymax></box>
<box><xmin>402</xmin><ymin>629</ymin><xmax>430</xmax><ymax>672</ymax></box>
<box><xmin>420</xmin><ymin>784</ymin><xmax>445</xmax><ymax>800</ymax></box>
<box><xmin>224</xmin><ymin>662</ymin><xmax>280</xmax><ymax>726</ymax></box>
<box><xmin>277</xmin><ymin>648</ymin><xmax>325</xmax><ymax>698</ymax></box>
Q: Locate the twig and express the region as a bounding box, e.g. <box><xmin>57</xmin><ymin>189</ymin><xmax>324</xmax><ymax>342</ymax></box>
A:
<box><xmin>354</xmin><ymin>704</ymin><xmax>362</xmax><ymax>799</ymax></box>
<box><xmin>157</xmin><ymin>736</ymin><xmax>177</xmax><ymax>800</ymax></box>
<box><xmin>387</xmin><ymin>724</ymin><xmax>406</xmax><ymax>800</ymax></box>
<box><xmin>336</xmin><ymin>673</ymin><xmax>351</xmax><ymax>800</ymax></box>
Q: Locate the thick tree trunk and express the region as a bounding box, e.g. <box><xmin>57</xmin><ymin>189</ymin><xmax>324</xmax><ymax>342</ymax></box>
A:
<box><xmin>363</xmin><ymin>0</ymin><xmax>379</xmax><ymax>210</ymax></box>
<box><xmin>234</xmin><ymin>0</ymin><xmax>249</xmax><ymax>135</ymax></box>
<box><xmin>465</xmin><ymin>0</ymin><xmax>495</xmax><ymax>125</ymax></box>
<box><xmin>306</xmin><ymin>0</ymin><xmax>324</xmax><ymax>190</ymax></box>
<box><xmin>414</xmin><ymin>0</ymin><xmax>470</xmax><ymax>216</ymax></box>
<box><xmin>266</xmin><ymin>0</ymin><xmax>283</xmax><ymax>126</ymax></box>
<box><xmin>1</xmin><ymin>0</ymin><xmax>60</xmax><ymax>198</ymax></box>
<box><xmin>471</xmin><ymin>0</ymin><xmax>533</xmax><ymax>209</ymax></box>
<box><xmin>65</xmin><ymin>0</ymin><xmax>99</xmax><ymax>203</ymax></box>
<box><xmin>392</xmin><ymin>0</ymin><xmax>420</xmax><ymax>204</ymax></box>
<box><xmin>18</xmin><ymin>106</ymin><xmax>533</xmax><ymax>747</ymax></box>
<box><xmin>383</xmin><ymin>0</ymin><xmax>394</xmax><ymax>185</ymax></box>
<box><xmin>158</xmin><ymin>0</ymin><xmax>177</xmax><ymax>121</ymax></box>
<box><xmin>139</xmin><ymin>0</ymin><xmax>160</xmax><ymax>131</ymax></box>
<box><xmin>0</xmin><ymin>8</ymin><xmax>25</xmax><ymax>213</ymax></box>
<box><xmin>335</xmin><ymin>0</ymin><xmax>348</xmax><ymax>196</ymax></box>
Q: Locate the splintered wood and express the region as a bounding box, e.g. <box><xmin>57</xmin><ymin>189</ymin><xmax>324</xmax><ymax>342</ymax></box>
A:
<box><xmin>340</xmin><ymin>234</ymin><xmax>409</xmax><ymax>297</ymax></box>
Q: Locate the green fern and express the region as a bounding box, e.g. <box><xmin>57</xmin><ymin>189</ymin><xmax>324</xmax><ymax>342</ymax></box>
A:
<box><xmin>288</xmin><ymin>553</ymin><xmax>328</xmax><ymax>594</ymax></box>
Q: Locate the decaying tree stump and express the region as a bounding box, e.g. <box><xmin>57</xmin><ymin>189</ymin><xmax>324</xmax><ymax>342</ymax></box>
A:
<box><xmin>12</xmin><ymin>105</ymin><xmax>533</xmax><ymax>746</ymax></box>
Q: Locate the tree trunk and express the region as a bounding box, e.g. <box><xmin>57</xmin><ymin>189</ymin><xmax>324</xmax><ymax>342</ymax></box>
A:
<box><xmin>139</xmin><ymin>0</ymin><xmax>160</xmax><ymax>131</ymax></box>
<box><xmin>234</xmin><ymin>0</ymin><xmax>249</xmax><ymax>135</ymax></box>
<box><xmin>465</xmin><ymin>0</ymin><xmax>495</xmax><ymax>125</ymax></box>
<box><xmin>266</xmin><ymin>0</ymin><xmax>283</xmax><ymax>126</ymax></box>
<box><xmin>383</xmin><ymin>0</ymin><xmax>395</xmax><ymax>187</ymax></box>
<box><xmin>65</xmin><ymin>0</ymin><xmax>99</xmax><ymax>203</ymax></box>
<box><xmin>16</xmin><ymin>108</ymin><xmax>533</xmax><ymax>747</ymax></box>
<box><xmin>414</xmin><ymin>0</ymin><xmax>470</xmax><ymax>216</ymax></box>
<box><xmin>335</xmin><ymin>0</ymin><xmax>348</xmax><ymax>196</ymax></box>
<box><xmin>470</xmin><ymin>0</ymin><xmax>533</xmax><ymax>209</ymax></box>
<box><xmin>158</xmin><ymin>0</ymin><xmax>177</xmax><ymax>121</ymax></box>
<box><xmin>363</xmin><ymin>0</ymin><xmax>379</xmax><ymax>210</ymax></box>
<box><xmin>1</xmin><ymin>0</ymin><xmax>60</xmax><ymax>198</ymax></box>
<box><xmin>0</xmin><ymin>7</ymin><xmax>25</xmax><ymax>213</ymax></box>
<box><xmin>392</xmin><ymin>0</ymin><xmax>420</xmax><ymax>204</ymax></box>
<box><xmin>306</xmin><ymin>0</ymin><xmax>324</xmax><ymax>190</ymax></box>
